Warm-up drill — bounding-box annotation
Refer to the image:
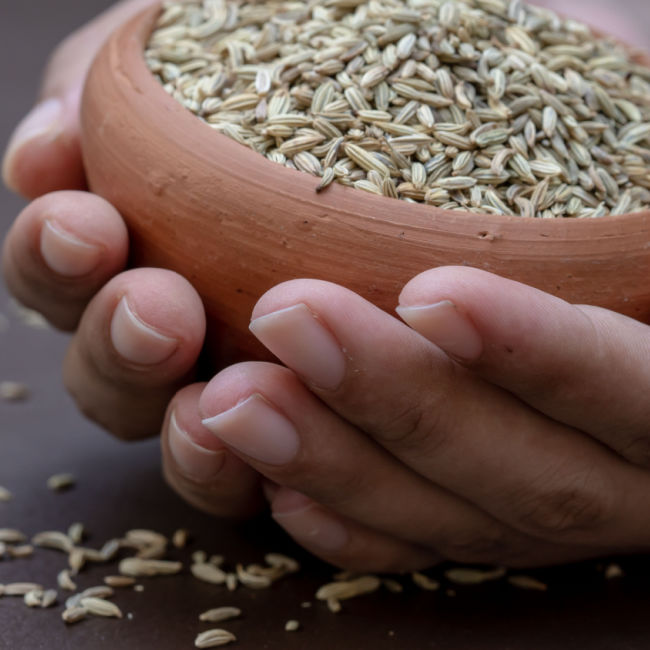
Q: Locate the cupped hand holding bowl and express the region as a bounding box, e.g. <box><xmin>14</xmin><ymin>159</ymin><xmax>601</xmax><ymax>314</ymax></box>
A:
<box><xmin>3</xmin><ymin>0</ymin><xmax>650</xmax><ymax>570</ymax></box>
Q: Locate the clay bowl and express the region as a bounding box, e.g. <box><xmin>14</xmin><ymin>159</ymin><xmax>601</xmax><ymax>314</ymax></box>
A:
<box><xmin>81</xmin><ymin>5</ymin><xmax>650</xmax><ymax>364</ymax></box>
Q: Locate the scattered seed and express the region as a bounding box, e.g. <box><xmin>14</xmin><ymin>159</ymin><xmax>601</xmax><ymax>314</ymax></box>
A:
<box><xmin>65</xmin><ymin>594</ymin><xmax>82</xmax><ymax>609</ymax></box>
<box><xmin>9</xmin><ymin>544</ymin><xmax>34</xmax><ymax>559</ymax></box>
<box><xmin>62</xmin><ymin>605</ymin><xmax>88</xmax><ymax>624</ymax></box>
<box><xmin>194</xmin><ymin>629</ymin><xmax>237</xmax><ymax>648</ymax></box>
<box><xmin>411</xmin><ymin>572</ymin><xmax>440</xmax><ymax>591</ymax></box>
<box><xmin>104</xmin><ymin>575</ymin><xmax>136</xmax><ymax>588</ymax></box>
<box><xmin>172</xmin><ymin>528</ymin><xmax>190</xmax><ymax>549</ymax></box>
<box><xmin>57</xmin><ymin>569</ymin><xmax>77</xmax><ymax>592</ymax></box>
<box><xmin>80</xmin><ymin>586</ymin><xmax>114</xmax><ymax>600</ymax></box>
<box><xmin>0</xmin><ymin>381</ymin><xmax>29</xmax><ymax>401</ymax></box>
<box><xmin>192</xmin><ymin>562</ymin><xmax>227</xmax><ymax>585</ymax></box>
<box><xmin>236</xmin><ymin>563</ymin><xmax>272</xmax><ymax>589</ymax></box>
<box><xmin>265</xmin><ymin>553</ymin><xmax>300</xmax><ymax>574</ymax></box>
<box><xmin>316</xmin><ymin>575</ymin><xmax>381</xmax><ymax>601</ymax></box>
<box><xmin>605</xmin><ymin>563</ymin><xmax>624</xmax><ymax>579</ymax></box>
<box><xmin>326</xmin><ymin>598</ymin><xmax>342</xmax><ymax>613</ymax></box>
<box><xmin>0</xmin><ymin>486</ymin><xmax>12</xmax><ymax>502</ymax></box>
<box><xmin>68</xmin><ymin>548</ymin><xmax>86</xmax><ymax>574</ymax></box>
<box><xmin>226</xmin><ymin>573</ymin><xmax>238</xmax><ymax>591</ymax></box>
<box><xmin>67</xmin><ymin>523</ymin><xmax>85</xmax><ymax>545</ymax></box>
<box><xmin>24</xmin><ymin>589</ymin><xmax>43</xmax><ymax>607</ymax></box>
<box><xmin>4</xmin><ymin>582</ymin><xmax>44</xmax><ymax>596</ymax></box>
<box><xmin>199</xmin><ymin>606</ymin><xmax>242</xmax><ymax>623</ymax></box>
<box><xmin>444</xmin><ymin>567</ymin><xmax>507</xmax><ymax>585</ymax></box>
<box><xmin>100</xmin><ymin>538</ymin><xmax>121</xmax><ymax>562</ymax></box>
<box><xmin>80</xmin><ymin>597</ymin><xmax>123</xmax><ymax>618</ymax></box>
<box><xmin>0</xmin><ymin>529</ymin><xmax>26</xmax><ymax>544</ymax></box>
<box><xmin>46</xmin><ymin>473</ymin><xmax>76</xmax><ymax>492</ymax></box>
<box><xmin>32</xmin><ymin>531</ymin><xmax>73</xmax><ymax>553</ymax></box>
<box><xmin>125</xmin><ymin>529</ymin><xmax>168</xmax><ymax>548</ymax></box>
<box><xmin>285</xmin><ymin>620</ymin><xmax>300</xmax><ymax>632</ymax></box>
<box><xmin>119</xmin><ymin>558</ymin><xmax>183</xmax><ymax>577</ymax></box>
<box><xmin>40</xmin><ymin>589</ymin><xmax>58</xmax><ymax>608</ymax></box>
<box><xmin>192</xmin><ymin>550</ymin><xmax>207</xmax><ymax>565</ymax></box>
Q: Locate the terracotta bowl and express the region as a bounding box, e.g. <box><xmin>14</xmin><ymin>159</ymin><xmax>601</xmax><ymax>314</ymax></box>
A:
<box><xmin>81</xmin><ymin>4</ymin><xmax>650</xmax><ymax>363</ymax></box>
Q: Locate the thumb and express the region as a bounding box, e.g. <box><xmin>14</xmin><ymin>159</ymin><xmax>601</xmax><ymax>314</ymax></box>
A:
<box><xmin>2</xmin><ymin>0</ymin><xmax>156</xmax><ymax>199</ymax></box>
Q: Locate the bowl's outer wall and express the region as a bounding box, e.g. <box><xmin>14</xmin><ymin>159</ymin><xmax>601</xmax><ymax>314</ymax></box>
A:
<box><xmin>81</xmin><ymin>6</ymin><xmax>650</xmax><ymax>362</ymax></box>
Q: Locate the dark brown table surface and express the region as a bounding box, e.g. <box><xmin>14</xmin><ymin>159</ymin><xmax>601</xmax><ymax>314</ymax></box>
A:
<box><xmin>2</xmin><ymin>1</ymin><xmax>650</xmax><ymax>648</ymax></box>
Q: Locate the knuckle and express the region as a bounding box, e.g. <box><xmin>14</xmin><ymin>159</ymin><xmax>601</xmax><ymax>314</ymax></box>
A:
<box><xmin>350</xmin><ymin>352</ymin><xmax>458</xmax><ymax>449</ymax></box>
<box><xmin>376</xmin><ymin>392</ymin><xmax>450</xmax><ymax>455</ymax></box>
<box><xmin>381</xmin><ymin>400</ymin><xmax>429</xmax><ymax>445</ymax></box>
<box><xmin>511</xmin><ymin>468</ymin><xmax>611</xmax><ymax>540</ymax></box>
<box><xmin>344</xmin><ymin>351</ymin><xmax>459</xmax><ymax>454</ymax></box>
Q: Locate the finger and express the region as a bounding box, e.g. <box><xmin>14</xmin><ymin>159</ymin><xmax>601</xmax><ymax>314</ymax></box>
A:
<box><xmin>270</xmin><ymin>487</ymin><xmax>439</xmax><ymax>573</ymax></box>
<box><xmin>245</xmin><ymin>279</ymin><xmax>650</xmax><ymax>550</ymax></box>
<box><xmin>397</xmin><ymin>266</ymin><xmax>650</xmax><ymax>467</ymax></box>
<box><xmin>2</xmin><ymin>0</ymin><xmax>156</xmax><ymax>197</ymax></box>
<box><xmin>2</xmin><ymin>191</ymin><xmax>128</xmax><ymax>330</ymax></box>
<box><xmin>161</xmin><ymin>383</ymin><xmax>264</xmax><ymax>519</ymax></box>
<box><xmin>63</xmin><ymin>267</ymin><xmax>205</xmax><ymax>440</ymax></box>
<box><xmin>198</xmin><ymin>361</ymin><xmax>600</xmax><ymax>567</ymax></box>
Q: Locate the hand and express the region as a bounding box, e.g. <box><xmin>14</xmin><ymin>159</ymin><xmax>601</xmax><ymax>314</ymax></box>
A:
<box><xmin>160</xmin><ymin>267</ymin><xmax>650</xmax><ymax>572</ymax></box>
<box><xmin>2</xmin><ymin>0</ymin><xmax>205</xmax><ymax>438</ymax></box>
<box><xmin>3</xmin><ymin>0</ymin><xmax>649</xmax><ymax>561</ymax></box>
<box><xmin>1</xmin><ymin>1</ymin><xmax>264</xmax><ymax>517</ymax></box>
<box><xmin>2</xmin><ymin>0</ymin><xmax>156</xmax><ymax>198</ymax></box>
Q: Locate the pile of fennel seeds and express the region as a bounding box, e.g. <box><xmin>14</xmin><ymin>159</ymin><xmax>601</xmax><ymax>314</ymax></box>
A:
<box><xmin>145</xmin><ymin>0</ymin><xmax>650</xmax><ymax>218</ymax></box>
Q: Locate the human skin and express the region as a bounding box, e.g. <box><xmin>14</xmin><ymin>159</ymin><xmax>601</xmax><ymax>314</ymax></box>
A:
<box><xmin>3</xmin><ymin>0</ymin><xmax>650</xmax><ymax>571</ymax></box>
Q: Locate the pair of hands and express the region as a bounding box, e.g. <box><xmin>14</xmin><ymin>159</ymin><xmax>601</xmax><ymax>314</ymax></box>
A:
<box><xmin>3</xmin><ymin>0</ymin><xmax>650</xmax><ymax>572</ymax></box>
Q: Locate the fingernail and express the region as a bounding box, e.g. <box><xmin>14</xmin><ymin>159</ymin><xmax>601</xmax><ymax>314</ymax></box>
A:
<box><xmin>249</xmin><ymin>304</ymin><xmax>346</xmax><ymax>390</ymax></box>
<box><xmin>168</xmin><ymin>410</ymin><xmax>225</xmax><ymax>481</ymax></box>
<box><xmin>396</xmin><ymin>300</ymin><xmax>483</xmax><ymax>361</ymax></box>
<box><xmin>110</xmin><ymin>296</ymin><xmax>178</xmax><ymax>365</ymax></box>
<box><xmin>2</xmin><ymin>98</ymin><xmax>63</xmax><ymax>191</ymax></box>
<box><xmin>40</xmin><ymin>220</ymin><xmax>101</xmax><ymax>277</ymax></box>
<box><xmin>202</xmin><ymin>394</ymin><xmax>299</xmax><ymax>466</ymax></box>
<box><xmin>272</xmin><ymin>490</ymin><xmax>349</xmax><ymax>553</ymax></box>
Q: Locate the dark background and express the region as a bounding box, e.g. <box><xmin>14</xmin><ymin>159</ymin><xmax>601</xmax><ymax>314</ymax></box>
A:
<box><xmin>2</xmin><ymin>1</ymin><xmax>650</xmax><ymax>649</ymax></box>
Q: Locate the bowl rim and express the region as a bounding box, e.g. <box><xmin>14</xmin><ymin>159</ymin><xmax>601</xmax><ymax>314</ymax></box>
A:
<box><xmin>90</xmin><ymin>2</ymin><xmax>650</xmax><ymax>241</ymax></box>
